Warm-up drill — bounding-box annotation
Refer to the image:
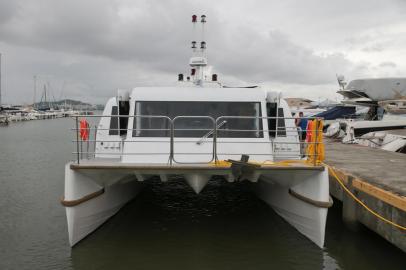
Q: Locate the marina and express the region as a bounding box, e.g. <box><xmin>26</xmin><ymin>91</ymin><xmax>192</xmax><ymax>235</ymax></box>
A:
<box><xmin>1</xmin><ymin>118</ymin><xmax>405</xmax><ymax>269</ymax></box>
<box><xmin>1</xmin><ymin>2</ymin><xmax>406</xmax><ymax>269</ymax></box>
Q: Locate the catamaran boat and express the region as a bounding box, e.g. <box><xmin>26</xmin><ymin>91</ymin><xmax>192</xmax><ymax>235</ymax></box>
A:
<box><xmin>62</xmin><ymin>15</ymin><xmax>331</xmax><ymax>249</ymax></box>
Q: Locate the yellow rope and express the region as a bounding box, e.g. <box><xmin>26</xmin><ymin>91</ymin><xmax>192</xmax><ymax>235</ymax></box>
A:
<box><xmin>211</xmin><ymin>159</ymin><xmax>405</xmax><ymax>230</ymax></box>
<box><xmin>211</xmin><ymin>159</ymin><xmax>319</xmax><ymax>167</ymax></box>
<box><xmin>211</xmin><ymin>157</ymin><xmax>405</xmax><ymax>230</ymax></box>
<box><xmin>325</xmin><ymin>164</ymin><xmax>406</xmax><ymax>231</ymax></box>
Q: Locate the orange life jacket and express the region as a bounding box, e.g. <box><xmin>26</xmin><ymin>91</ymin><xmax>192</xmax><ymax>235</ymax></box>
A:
<box><xmin>305</xmin><ymin>120</ymin><xmax>313</xmax><ymax>143</ymax></box>
<box><xmin>79</xmin><ymin>119</ymin><xmax>90</xmax><ymax>141</ymax></box>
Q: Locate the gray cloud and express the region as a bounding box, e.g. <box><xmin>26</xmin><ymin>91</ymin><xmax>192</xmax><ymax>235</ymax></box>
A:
<box><xmin>210</xmin><ymin>28</ymin><xmax>369</xmax><ymax>85</ymax></box>
<box><xmin>379</xmin><ymin>61</ymin><xmax>397</xmax><ymax>68</ymax></box>
<box><xmin>362</xmin><ymin>43</ymin><xmax>385</xmax><ymax>52</ymax></box>
<box><xmin>0</xmin><ymin>0</ymin><xmax>405</xmax><ymax>104</ymax></box>
<box><xmin>0</xmin><ymin>1</ymin><xmax>18</xmax><ymax>24</ymax></box>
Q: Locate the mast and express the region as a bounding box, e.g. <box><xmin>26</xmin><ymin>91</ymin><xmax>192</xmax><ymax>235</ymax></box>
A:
<box><xmin>178</xmin><ymin>15</ymin><xmax>218</xmax><ymax>85</ymax></box>
<box><xmin>44</xmin><ymin>84</ymin><xmax>47</xmax><ymax>108</ymax></box>
<box><xmin>0</xmin><ymin>53</ymin><xmax>2</xmax><ymax>107</ymax></box>
<box><xmin>33</xmin><ymin>75</ymin><xmax>37</xmax><ymax>109</ymax></box>
<box><xmin>189</xmin><ymin>15</ymin><xmax>208</xmax><ymax>85</ymax></box>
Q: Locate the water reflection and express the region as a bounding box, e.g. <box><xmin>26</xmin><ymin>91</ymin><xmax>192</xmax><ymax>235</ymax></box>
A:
<box><xmin>71</xmin><ymin>178</ymin><xmax>324</xmax><ymax>270</ymax></box>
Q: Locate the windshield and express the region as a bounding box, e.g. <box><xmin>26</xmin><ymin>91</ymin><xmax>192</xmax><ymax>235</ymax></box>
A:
<box><xmin>132</xmin><ymin>101</ymin><xmax>263</xmax><ymax>138</ymax></box>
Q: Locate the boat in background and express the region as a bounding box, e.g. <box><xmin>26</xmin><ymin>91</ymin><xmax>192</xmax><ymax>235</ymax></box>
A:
<box><xmin>336</xmin><ymin>76</ymin><xmax>406</xmax><ymax>108</ymax></box>
<box><xmin>312</xmin><ymin>105</ymin><xmax>357</xmax><ymax>128</ymax></box>
<box><xmin>378</xmin><ymin>99</ymin><xmax>406</xmax><ymax>115</ymax></box>
<box><xmin>0</xmin><ymin>112</ymin><xmax>8</xmax><ymax>125</ymax></box>
<box><xmin>325</xmin><ymin>76</ymin><xmax>406</xmax><ymax>141</ymax></box>
<box><xmin>63</xmin><ymin>15</ymin><xmax>332</xmax><ymax>249</ymax></box>
<box><xmin>357</xmin><ymin>129</ymin><xmax>406</xmax><ymax>153</ymax></box>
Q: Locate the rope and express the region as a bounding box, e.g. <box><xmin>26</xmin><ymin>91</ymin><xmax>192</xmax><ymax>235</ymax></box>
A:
<box><xmin>213</xmin><ymin>157</ymin><xmax>405</xmax><ymax>230</ymax></box>
<box><xmin>212</xmin><ymin>159</ymin><xmax>405</xmax><ymax>230</ymax></box>
<box><xmin>325</xmin><ymin>164</ymin><xmax>406</xmax><ymax>231</ymax></box>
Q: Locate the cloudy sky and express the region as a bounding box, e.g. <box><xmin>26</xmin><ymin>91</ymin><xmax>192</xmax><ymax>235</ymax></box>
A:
<box><xmin>1</xmin><ymin>0</ymin><xmax>406</xmax><ymax>104</ymax></box>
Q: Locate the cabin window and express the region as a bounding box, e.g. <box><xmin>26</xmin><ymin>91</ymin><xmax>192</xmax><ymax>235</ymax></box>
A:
<box><xmin>109</xmin><ymin>101</ymin><xmax>129</xmax><ymax>136</ymax></box>
<box><xmin>132</xmin><ymin>101</ymin><xmax>263</xmax><ymax>138</ymax></box>
<box><xmin>109</xmin><ymin>106</ymin><xmax>118</xmax><ymax>135</ymax></box>
<box><xmin>118</xmin><ymin>101</ymin><xmax>129</xmax><ymax>136</ymax></box>
<box><xmin>277</xmin><ymin>108</ymin><xmax>286</xmax><ymax>136</ymax></box>
<box><xmin>267</xmin><ymin>103</ymin><xmax>286</xmax><ymax>137</ymax></box>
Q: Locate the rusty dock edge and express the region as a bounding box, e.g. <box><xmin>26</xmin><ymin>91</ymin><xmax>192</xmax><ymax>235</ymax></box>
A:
<box><xmin>324</xmin><ymin>138</ymin><xmax>406</xmax><ymax>252</ymax></box>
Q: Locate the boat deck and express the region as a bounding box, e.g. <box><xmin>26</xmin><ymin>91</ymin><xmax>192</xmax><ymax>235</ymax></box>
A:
<box><xmin>324</xmin><ymin>138</ymin><xmax>406</xmax><ymax>251</ymax></box>
<box><xmin>70</xmin><ymin>158</ymin><xmax>324</xmax><ymax>171</ymax></box>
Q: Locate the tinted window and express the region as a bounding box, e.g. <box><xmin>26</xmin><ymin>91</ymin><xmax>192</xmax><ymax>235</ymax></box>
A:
<box><xmin>277</xmin><ymin>108</ymin><xmax>286</xmax><ymax>136</ymax></box>
<box><xmin>132</xmin><ymin>101</ymin><xmax>263</xmax><ymax>138</ymax></box>
<box><xmin>267</xmin><ymin>103</ymin><xmax>286</xmax><ymax>137</ymax></box>
<box><xmin>109</xmin><ymin>106</ymin><xmax>118</xmax><ymax>135</ymax></box>
<box><xmin>267</xmin><ymin>103</ymin><xmax>277</xmax><ymax>137</ymax></box>
<box><xmin>118</xmin><ymin>101</ymin><xmax>129</xmax><ymax>136</ymax></box>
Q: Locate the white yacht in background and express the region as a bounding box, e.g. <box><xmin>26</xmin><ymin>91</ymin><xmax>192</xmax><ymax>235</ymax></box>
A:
<box><xmin>336</xmin><ymin>76</ymin><xmax>406</xmax><ymax>107</ymax></box>
<box><xmin>62</xmin><ymin>15</ymin><xmax>331</xmax><ymax>248</ymax></box>
<box><xmin>326</xmin><ymin>76</ymin><xmax>406</xmax><ymax>140</ymax></box>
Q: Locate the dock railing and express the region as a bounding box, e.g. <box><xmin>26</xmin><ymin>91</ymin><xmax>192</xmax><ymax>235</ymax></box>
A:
<box><xmin>71</xmin><ymin>115</ymin><xmax>323</xmax><ymax>166</ymax></box>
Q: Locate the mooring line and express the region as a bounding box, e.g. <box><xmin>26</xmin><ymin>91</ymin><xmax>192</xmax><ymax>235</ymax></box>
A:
<box><xmin>324</xmin><ymin>163</ymin><xmax>406</xmax><ymax>231</ymax></box>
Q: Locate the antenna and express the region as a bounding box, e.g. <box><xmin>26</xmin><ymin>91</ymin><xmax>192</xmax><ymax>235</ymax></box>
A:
<box><xmin>192</xmin><ymin>15</ymin><xmax>197</xmax><ymax>54</ymax></box>
<box><xmin>186</xmin><ymin>15</ymin><xmax>210</xmax><ymax>85</ymax></box>
<box><xmin>201</xmin><ymin>15</ymin><xmax>206</xmax><ymax>55</ymax></box>
<box><xmin>191</xmin><ymin>15</ymin><xmax>207</xmax><ymax>56</ymax></box>
<box><xmin>336</xmin><ymin>74</ymin><xmax>347</xmax><ymax>90</ymax></box>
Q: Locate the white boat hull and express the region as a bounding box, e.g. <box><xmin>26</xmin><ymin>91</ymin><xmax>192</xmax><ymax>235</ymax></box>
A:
<box><xmin>255</xmin><ymin>168</ymin><xmax>330</xmax><ymax>248</ymax></box>
<box><xmin>64</xmin><ymin>165</ymin><xmax>142</xmax><ymax>246</ymax></box>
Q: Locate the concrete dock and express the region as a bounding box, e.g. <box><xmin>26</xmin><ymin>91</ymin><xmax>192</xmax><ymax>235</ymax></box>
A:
<box><xmin>324</xmin><ymin>138</ymin><xmax>406</xmax><ymax>252</ymax></box>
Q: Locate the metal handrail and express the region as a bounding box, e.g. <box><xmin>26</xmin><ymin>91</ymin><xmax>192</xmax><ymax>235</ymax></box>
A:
<box><xmin>172</xmin><ymin>116</ymin><xmax>216</xmax><ymax>164</ymax></box>
<box><xmin>71</xmin><ymin>126</ymin><xmax>308</xmax><ymax>132</ymax></box>
<box><xmin>72</xmin><ymin>115</ymin><xmax>323</xmax><ymax>165</ymax></box>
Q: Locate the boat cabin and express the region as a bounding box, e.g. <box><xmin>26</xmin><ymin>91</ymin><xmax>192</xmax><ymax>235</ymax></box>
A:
<box><xmin>95</xmin><ymin>87</ymin><xmax>300</xmax><ymax>163</ymax></box>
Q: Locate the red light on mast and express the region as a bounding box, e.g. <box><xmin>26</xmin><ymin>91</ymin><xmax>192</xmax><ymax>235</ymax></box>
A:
<box><xmin>191</xmin><ymin>69</ymin><xmax>196</xmax><ymax>76</ymax></box>
<box><xmin>192</xmin><ymin>15</ymin><xmax>197</xmax><ymax>23</ymax></box>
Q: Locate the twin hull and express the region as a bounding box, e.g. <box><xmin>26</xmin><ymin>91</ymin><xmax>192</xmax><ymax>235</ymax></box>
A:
<box><xmin>64</xmin><ymin>163</ymin><xmax>330</xmax><ymax>248</ymax></box>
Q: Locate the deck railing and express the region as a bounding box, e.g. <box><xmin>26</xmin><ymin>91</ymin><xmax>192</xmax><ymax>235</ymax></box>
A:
<box><xmin>71</xmin><ymin>115</ymin><xmax>322</xmax><ymax>165</ymax></box>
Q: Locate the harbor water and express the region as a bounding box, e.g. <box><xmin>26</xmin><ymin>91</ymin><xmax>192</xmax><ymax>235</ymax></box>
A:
<box><xmin>0</xmin><ymin>118</ymin><xmax>404</xmax><ymax>269</ymax></box>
